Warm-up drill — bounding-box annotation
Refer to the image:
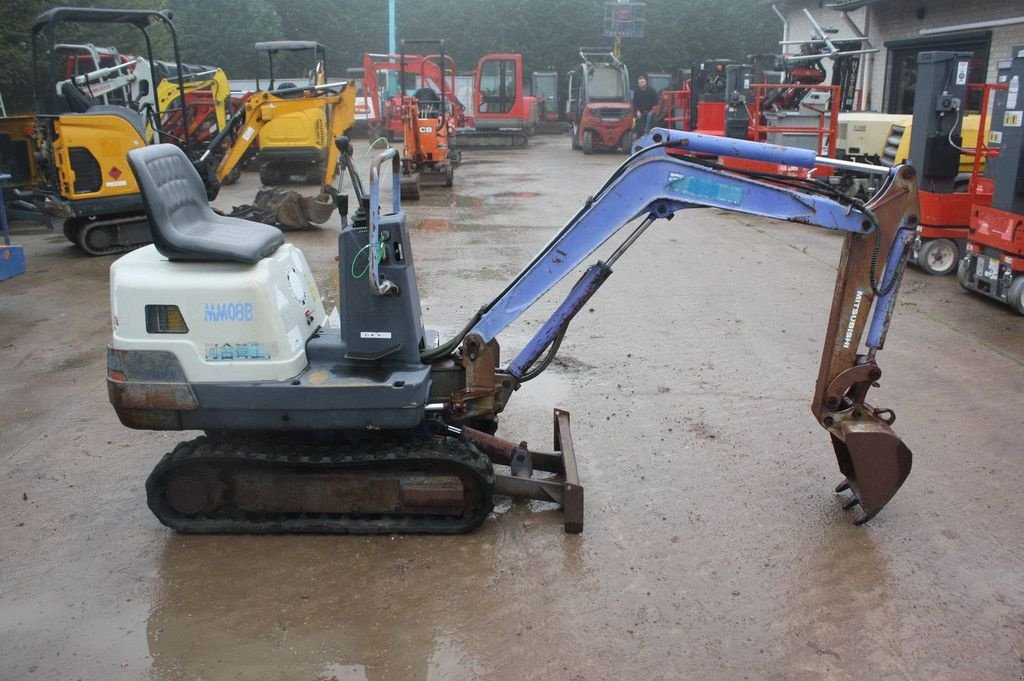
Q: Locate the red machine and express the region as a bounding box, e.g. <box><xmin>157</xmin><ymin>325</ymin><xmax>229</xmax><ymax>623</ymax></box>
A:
<box><xmin>362</xmin><ymin>51</ymin><xmax>458</xmax><ymax>142</ymax></box>
<box><xmin>657</xmin><ymin>60</ymin><xmax>750</xmax><ymax>140</ymax></box>
<box><xmin>462</xmin><ymin>53</ymin><xmax>538</xmax><ymax>146</ymax></box>
<box><xmin>900</xmin><ymin>53</ymin><xmax>1000</xmax><ymax>276</ymax></box>
<box><xmin>718</xmin><ymin>82</ymin><xmax>840</xmax><ymax>180</ymax></box>
<box><xmin>959</xmin><ymin>52</ymin><xmax>1024</xmax><ymax>314</ymax></box>
<box><xmin>566</xmin><ymin>48</ymin><xmax>634</xmax><ymax>154</ymax></box>
<box><xmin>531</xmin><ymin>71</ymin><xmax>564</xmax><ymax>133</ymax></box>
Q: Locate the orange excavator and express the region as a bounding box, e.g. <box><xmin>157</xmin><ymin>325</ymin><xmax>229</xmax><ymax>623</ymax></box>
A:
<box><xmin>396</xmin><ymin>39</ymin><xmax>457</xmax><ymax>200</ymax></box>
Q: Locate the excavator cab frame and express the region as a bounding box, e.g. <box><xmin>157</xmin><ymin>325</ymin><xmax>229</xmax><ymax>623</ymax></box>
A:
<box><xmin>253</xmin><ymin>41</ymin><xmax>331</xmax><ymax>185</ymax></box>
<box><xmin>396</xmin><ymin>39</ymin><xmax>457</xmax><ymax>200</ymax></box>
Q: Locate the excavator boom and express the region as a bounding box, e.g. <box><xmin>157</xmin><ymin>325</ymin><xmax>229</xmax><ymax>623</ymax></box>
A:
<box><xmin>410</xmin><ymin>129</ymin><xmax>920</xmax><ymax>523</ymax></box>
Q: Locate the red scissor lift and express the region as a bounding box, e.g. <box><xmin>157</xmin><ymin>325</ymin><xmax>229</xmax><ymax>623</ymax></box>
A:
<box><xmin>908</xmin><ymin>82</ymin><xmax>1002</xmax><ymax>276</ymax></box>
<box><xmin>718</xmin><ymin>83</ymin><xmax>840</xmax><ymax>179</ymax></box>
<box><xmin>959</xmin><ymin>80</ymin><xmax>1024</xmax><ymax>314</ymax></box>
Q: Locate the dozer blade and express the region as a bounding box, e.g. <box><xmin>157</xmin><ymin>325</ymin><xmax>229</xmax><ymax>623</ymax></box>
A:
<box><xmin>830</xmin><ymin>418</ymin><xmax>912</xmax><ymax>524</ymax></box>
<box><xmin>451</xmin><ymin>131</ymin><xmax>529</xmax><ymax>149</ymax></box>
<box><xmin>400</xmin><ymin>173</ymin><xmax>421</xmax><ymax>201</ymax></box>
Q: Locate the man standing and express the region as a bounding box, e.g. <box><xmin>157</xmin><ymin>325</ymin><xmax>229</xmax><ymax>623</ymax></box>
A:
<box><xmin>632</xmin><ymin>75</ymin><xmax>659</xmax><ymax>134</ymax></box>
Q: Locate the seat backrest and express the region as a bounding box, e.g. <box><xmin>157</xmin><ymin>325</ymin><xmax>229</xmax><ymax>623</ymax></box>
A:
<box><xmin>126</xmin><ymin>144</ymin><xmax>213</xmax><ymax>257</ymax></box>
<box><xmin>127</xmin><ymin>143</ymin><xmax>285</xmax><ymax>263</ymax></box>
<box><xmin>61</xmin><ymin>81</ymin><xmax>97</xmax><ymax>113</ymax></box>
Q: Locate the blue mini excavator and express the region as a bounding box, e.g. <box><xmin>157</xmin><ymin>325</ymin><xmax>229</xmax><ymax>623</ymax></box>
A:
<box><xmin>106</xmin><ymin>129</ymin><xmax>920</xmax><ymax>534</ymax></box>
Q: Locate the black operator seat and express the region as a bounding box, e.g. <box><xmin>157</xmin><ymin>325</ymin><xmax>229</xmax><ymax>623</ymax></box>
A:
<box><xmin>60</xmin><ymin>81</ymin><xmax>149</xmax><ymax>139</ymax></box>
<box><xmin>414</xmin><ymin>86</ymin><xmax>441</xmax><ymax>117</ymax></box>
<box><xmin>126</xmin><ymin>144</ymin><xmax>284</xmax><ymax>264</ymax></box>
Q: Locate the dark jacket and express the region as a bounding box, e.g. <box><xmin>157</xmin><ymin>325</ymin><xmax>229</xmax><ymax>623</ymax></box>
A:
<box><xmin>632</xmin><ymin>86</ymin><xmax>658</xmax><ymax>114</ymax></box>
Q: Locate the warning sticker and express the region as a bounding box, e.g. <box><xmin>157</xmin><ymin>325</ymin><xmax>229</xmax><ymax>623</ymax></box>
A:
<box><xmin>1004</xmin><ymin>111</ymin><xmax>1023</xmax><ymax>128</ymax></box>
<box><xmin>241</xmin><ymin>126</ymin><xmax>256</xmax><ymax>141</ymax></box>
<box><xmin>955</xmin><ymin>61</ymin><xmax>969</xmax><ymax>86</ymax></box>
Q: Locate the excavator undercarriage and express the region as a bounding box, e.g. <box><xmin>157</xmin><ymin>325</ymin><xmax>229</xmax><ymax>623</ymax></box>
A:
<box><xmin>108</xmin><ymin>129</ymin><xmax>919</xmax><ymax>534</ymax></box>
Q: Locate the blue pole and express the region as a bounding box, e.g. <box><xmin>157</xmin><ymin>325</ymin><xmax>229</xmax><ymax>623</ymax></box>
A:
<box><xmin>388</xmin><ymin>0</ymin><xmax>396</xmax><ymax>54</ymax></box>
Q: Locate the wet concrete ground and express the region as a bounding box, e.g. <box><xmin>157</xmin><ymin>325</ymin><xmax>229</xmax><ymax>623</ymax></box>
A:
<box><xmin>2</xmin><ymin>135</ymin><xmax>1023</xmax><ymax>680</ymax></box>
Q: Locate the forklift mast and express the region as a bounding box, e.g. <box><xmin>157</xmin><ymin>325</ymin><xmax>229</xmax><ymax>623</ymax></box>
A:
<box><xmin>907</xmin><ymin>51</ymin><xmax>972</xmax><ymax>194</ymax></box>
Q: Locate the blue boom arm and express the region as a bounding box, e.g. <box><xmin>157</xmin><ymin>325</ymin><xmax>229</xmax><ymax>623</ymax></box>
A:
<box><xmin>457</xmin><ymin>129</ymin><xmax>920</xmax><ymax>524</ymax></box>
<box><xmin>465</xmin><ymin>129</ymin><xmax>912</xmax><ymax>381</ymax></box>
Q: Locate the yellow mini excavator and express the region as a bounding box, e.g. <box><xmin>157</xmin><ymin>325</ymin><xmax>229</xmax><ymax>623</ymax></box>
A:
<box><xmin>25</xmin><ymin>7</ymin><xmax>353</xmax><ymax>255</ymax></box>
<box><xmin>252</xmin><ymin>41</ymin><xmax>332</xmax><ymax>185</ymax></box>
<box><xmin>198</xmin><ymin>81</ymin><xmax>356</xmax><ymax>229</ymax></box>
<box><xmin>27</xmin><ymin>7</ymin><xmax>198</xmax><ymax>255</ymax></box>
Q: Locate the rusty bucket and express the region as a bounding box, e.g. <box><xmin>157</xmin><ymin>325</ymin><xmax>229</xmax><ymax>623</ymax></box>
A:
<box><xmin>830</xmin><ymin>417</ymin><xmax>912</xmax><ymax>524</ymax></box>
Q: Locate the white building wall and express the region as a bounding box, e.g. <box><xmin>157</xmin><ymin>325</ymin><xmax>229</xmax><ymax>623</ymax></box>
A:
<box><xmin>777</xmin><ymin>0</ymin><xmax>1024</xmax><ymax>111</ymax></box>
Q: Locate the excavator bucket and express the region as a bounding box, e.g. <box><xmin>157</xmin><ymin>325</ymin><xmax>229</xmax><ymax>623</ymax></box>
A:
<box><xmin>292</xmin><ymin>188</ymin><xmax>337</xmax><ymax>226</ymax></box>
<box><xmin>830</xmin><ymin>419</ymin><xmax>912</xmax><ymax>524</ymax></box>
<box><xmin>230</xmin><ymin>186</ymin><xmax>338</xmax><ymax>230</ymax></box>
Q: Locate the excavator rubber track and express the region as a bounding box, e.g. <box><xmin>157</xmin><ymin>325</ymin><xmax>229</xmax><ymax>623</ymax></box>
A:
<box><xmin>146</xmin><ymin>435</ymin><xmax>495</xmax><ymax>534</ymax></box>
<box><xmin>66</xmin><ymin>213</ymin><xmax>152</xmax><ymax>256</ymax></box>
<box><xmin>451</xmin><ymin>130</ymin><xmax>529</xmax><ymax>149</ymax></box>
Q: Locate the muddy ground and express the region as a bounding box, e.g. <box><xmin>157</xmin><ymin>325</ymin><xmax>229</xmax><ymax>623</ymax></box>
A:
<box><xmin>1</xmin><ymin>135</ymin><xmax>1023</xmax><ymax>680</ymax></box>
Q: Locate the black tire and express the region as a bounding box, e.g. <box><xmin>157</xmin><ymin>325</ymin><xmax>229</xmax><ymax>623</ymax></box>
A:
<box><xmin>1008</xmin><ymin>276</ymin><xmax>1024</xmax><ymax>316</ymax></box>
<box><xmin>223</xmin><ymin>165</ymin><xmax>242</xmax><ymax>186</ymax></box>
<box><xmin>620</xmin><ymin>129</ymin><xmax>634</xmax><ymax>154</ymax></box>
<box><xmin>582</xmin><ymin>130</ymin><xmax>594</xmax><ymax>155</ymax></box>
<box><xmin>62</xmin><ymin>219</ymin><xmax>80</xmax><ymax>245</ymax></box>
<box><xmin>444</xmin><ymin>163</ymin><xmax>454</xmax><ymax>188</ymax></box>
<box><xmin>917</xmin><ymin>238</ymin><xmax>959</xmax><ymax>276</ymax></box>
<box><xmin>957</xmin><ymin>258</ymin><xmax>972</xmax><ymax>291</ymax></box>
<box><xmin>259</xmin><ymin>164</ymin><xmax>283</xmax><ymax>186</ymax></box>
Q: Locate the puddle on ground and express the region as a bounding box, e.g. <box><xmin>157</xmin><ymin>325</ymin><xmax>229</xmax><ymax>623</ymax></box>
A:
<box><xmin>492</xmin><ymin>191</ymin><xmax>540</xmax><ymax>199</ymax></box>
<box><xmin>413</xmin><ymin>217</ymin><xmax>517</xmax><ymax>233</ymax></box>
<box><xmin>145</xmin><ymin>534</ymin><xmax>502</xmax><ymax>681</ymax></box>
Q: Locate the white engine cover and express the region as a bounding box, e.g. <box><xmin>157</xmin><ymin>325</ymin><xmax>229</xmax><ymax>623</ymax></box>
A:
<box><xmin>110</xmin><ymin>244</ymin><xmax>326</xmax><ymax>382</ymax></box>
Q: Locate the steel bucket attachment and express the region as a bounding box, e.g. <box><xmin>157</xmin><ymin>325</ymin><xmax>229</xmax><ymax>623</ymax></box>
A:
<box><xmin>229</xmin><ymin>186</ymin><xmax>338</xmax><ymax>230</ymax></box>
<box><xmin>294</xmin><ymin>186</ymin><xmax>339</xmax><ymax>226</ymax></box>
<box><xmin>830</xmin><ymin>416</ymin><xmax>912</xmax><ymax>524</ymax></box>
